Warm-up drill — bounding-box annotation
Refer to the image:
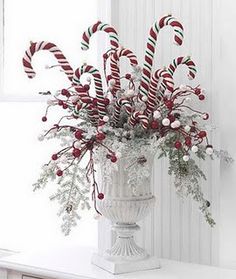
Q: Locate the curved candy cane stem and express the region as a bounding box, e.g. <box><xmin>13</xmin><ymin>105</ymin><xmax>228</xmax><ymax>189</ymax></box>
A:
<box><xmin>73</xmin><ymin>64</ymin><xmax>106</xmax><ymax>120</ymax></box>
<box><xmin>139</xmin><ymin>15</ymin><xmax>184</xmax><ymax>99</ymax></box>
<box><xmin>110</xmin><ymin>47</ymin><xmax>138</xmax><ymax>92</ymax></box>
<box><xmin>145</xmin><ymin>69</ymin><xmax>174</xmax><ymax>116</ymax></box>
<box><xmin>129</xmin><ymin>111</ymin><xmax>149</xmax><ymax>129</ymax></box>
<box><xmin>22</xmin><ymin>41</ymin><xmax>74</xmax><ymax>81</ymax></box>
<box><xmin>113</xmin><ymin>98</ymin><xmax>133</xmax><ymax>125</ymax></box>
<box><xmin>81</xmin><ymin>21</ymin><xmax>119</xmax><ymax>50</ymax></box>
<box><xmin>168</xmin><ymin>56</ymin><xmax>197</xmax><ymax>80</ymax></box>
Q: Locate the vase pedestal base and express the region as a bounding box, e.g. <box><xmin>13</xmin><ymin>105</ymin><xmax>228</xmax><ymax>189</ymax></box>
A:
<box><xmin>91</xmin><ymin>253</ymin><xmax>160</xmax><ymax>274</ymax></box>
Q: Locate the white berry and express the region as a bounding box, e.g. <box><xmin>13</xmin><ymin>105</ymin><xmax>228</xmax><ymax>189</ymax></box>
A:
<box><xmin>191</xmin><ymin>145</ymin><xmax>198</xmax><ymax>153</ymax></box>
<box><xmin>103</xmin><ymin>115</ymin><xmax>109</xmax><ymax>122</ymax></box>
<box><xmin>162</xmin><ymin>118</ymin><xmax>170</xmax><ymax>126</ymax></box>
<box><xmin>171</xmin><ymin>120</ymin><xmax>181</xmax><ymax>129</ymax></box>
<box><xmin>153</xmin><ymin>110</ymin><xmax>161</xmax><ymax>119</ymax></box>
<box><xmin>206</xmin><ymin>147</ymin><xmax>213</xmax><ymax>155</ymax></box>
<box><xmin>183</xmin><ymin>155</ymin><xmax>190</xmax><ymax>162</ymax></box>
<box><xmin>74</xmin><ymin>141</ymin><xmax>81</xmax><ymax>149</ymax></box>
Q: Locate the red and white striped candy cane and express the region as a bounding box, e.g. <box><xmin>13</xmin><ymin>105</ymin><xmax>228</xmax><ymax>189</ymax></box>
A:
<box><xmin>145</xmin><ymin>69</ymin><xmax>174</xmax><ymax>116</ymax></box>
<box><xmin>81</xmin><ymin>21</ymin><xmax>119</xmax><ymax>50</ymax></box>
<box><xmin>110</xmin><ymin>47</ymin><xmax>138</xmax><ymax>92</ymax></box>
<box><xmin>73</xmin><ymin>64</ymin><xmax>106</xmax><ymax>120</ymax></box>
<box><xmin>22</xmin><ymin>41</ymin><xmax>73</xmax><ymax>81</ymax></box>
<box><xmin>139</xmin><ymin>15</ymin><xmax>184</xmax><ymax>99</ymax></box>
<box><xmin>113</xmin><ymin>98</ymin><xmax>132</xmax><ymax>125</ymax></box>
<box><xmin>129</xmin><ymin>111</ymin><xmax>149</xmax><ymax>129</ymax></box>
<box><xmin>168</xmin><ymin>56</ymin><xmax>197</xmax><ymax>80</ymax></box>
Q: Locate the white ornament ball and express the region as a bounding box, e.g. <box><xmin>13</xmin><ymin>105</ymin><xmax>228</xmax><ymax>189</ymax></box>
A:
<box><xmin>171</xmin><ymin>120</ymin><xmax>181</xmax><ymax>129</ymax></box>
<box><xmin>184</xmin><ymin>125</ymin><xmax>191</xmax><ymax>132</ymax></box>
<box><xmin>183</xmin><ymin>155</ymin><xmax>190</xmax><ymax>162</ymax></box>
<box><xmin>153</xmin><ymin>110</ymin><xmax>161</xmax><ymax>119</ymax></box>
<box><xmin>191</xmin><ymin>145</ymin><xmax>198</xmax><ymax>153</ymax></box>
<box><xmin>109</xmin><ymin>79</ymin><xmax>116</xmax><ymax>86</ymax></box>
<box><xmin>206</xmin><ymin>146</ymin><xmax>214</xmax><ymax>155</ymax></box>
<box><xmin>74</xmin><ymin>141</ymin><xmax>81</xmax><ymax>149</ymax></box>
<box><xmin>103</xmin><ymin>115</ymin><xmax>109</xmax><ymax>122</ymax></box>
<box><xmin>141</xmin><ymin>95</ymin><xmax>148</xmax><ymax>102</ymax></box>
<box><xmin>162</xmin><ymin>118</ymin><xmax>170</xmax><ymax>126</ymax></box>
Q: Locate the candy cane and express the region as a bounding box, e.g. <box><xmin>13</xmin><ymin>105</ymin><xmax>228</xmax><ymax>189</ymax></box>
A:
<box><xmin>73</xmin><ymin>64</ymin><xmax>106</xmax><ymax>120</ymax></box>
<box><xmin>139</xmin><ymin>15</ymin><xmax>184</xmax><ymax>99</ymax></box>
<box><xmin>22</xmin><ymin>41</ymin><xmax>73</xmax><ymax>81</ymax></box>
<box><xmin>113</xmin><ymin>98</ymin><xmax>133</xmax><ymax>125</ymax></box>
<box><xmin>168</xmin><ymin>56</ymin><xmax>197</xmax><ymax>80</ymax></box>
<box><xmin>145</xmin><ymin>69</ymin><xmax>174</xmax><ymax>116</ymax></box>
<box><xmin>110</xmin><ymin>47</ymin><xmax>138</xmax><ymax>92</ymax></box>
<box><xmin>129</xmin><ymin>111</ymin><xmax>149</xmax><ymax>129</ymax></box>
<box><xmin>81</xmin><ymin>21</ymin><xmax>119</xmax><ymax>50</ymax></box>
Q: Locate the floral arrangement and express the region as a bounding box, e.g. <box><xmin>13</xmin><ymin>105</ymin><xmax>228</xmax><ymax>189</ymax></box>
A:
<box><xmin>23</xmin><ymin>15</ymin><xmax>232</xmax><ymax>235</ymax></box>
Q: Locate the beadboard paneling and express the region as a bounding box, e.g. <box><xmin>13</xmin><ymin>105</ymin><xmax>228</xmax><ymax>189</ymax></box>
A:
<box><xmin>98</xmin><ymin>0</ymin><xmax>220</xmax><ymax>266</ymax></box>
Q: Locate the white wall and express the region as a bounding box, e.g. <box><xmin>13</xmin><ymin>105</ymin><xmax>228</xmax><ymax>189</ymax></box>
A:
<box><xmin>94</xmin><ymin>0</ymin><xmax>236</xmax><ymax>268</ymax></box>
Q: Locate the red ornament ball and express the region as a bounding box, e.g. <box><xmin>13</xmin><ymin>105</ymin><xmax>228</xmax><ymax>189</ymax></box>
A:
<box><xmin>96</xmin><ymin>132</ymin><xmax>106</xmax><ymax>141</ymax></box>
<box><xmin>185</xmin><ymin>137</ymin><xmax>192</xmax><ymax>147</ymax></box>
<box><xmin>51</xmin><ymin>154</ymin><xmax>58</xmax><ymax>161</ymax></box>
<box><xmin>110</xmin><ymin>155</ymin><xmax>117</xmax><ymax>163</ymax></box>
<box><xmin>150</xmin><ymin>120</ymin><xmax>159</xmax><ymax>129</ymax></box>
<box><xmin>174</xmin><ymin>141</ymin><xmax>182</xmax><ymax>149</ymax></box>
<box><xmin>198</xmin><ymin>131</ymin><xmax>207</xmax><ymax>138</ymax></box>
<box><xmin>75</xmin><ymin>130</ymin><xmax>83</xmax><ymax>140</ymax></box>
<box><xmin>42</xmin><ymin>116</ymin><xmax>47</xmax><ymax>122</ymax></box>
<box><xmin>83</xmin><ymin>84</ymin><xmax>90</xmax><ymax>91</ymax></box>
<box><xmin>56</xmin><ymin>170</ymin><xmax>63</xmax><ymax>176</ymax></box>
<box><xmin>98</xmin><ymin>193</ymin><xmax>104</xmax><ymax>200</ymax></box>
<box><xmin>72</xmin><ymin>148</ymin><xmax>81</xmax><ymax>158</ymax></box>
<box><xmin>198</xmin><ymin>94</ymin><xmax>205</xmax><ymax>101</ymax></box>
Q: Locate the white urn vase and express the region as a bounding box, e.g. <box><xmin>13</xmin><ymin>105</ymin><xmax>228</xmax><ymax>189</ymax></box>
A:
<box><xmin>92</xmin><ymin>147</ymin><xmax>160</xmax><ymax>274</ymax></box>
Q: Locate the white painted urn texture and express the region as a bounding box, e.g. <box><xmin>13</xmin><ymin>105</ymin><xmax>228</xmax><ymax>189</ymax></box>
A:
<box><xmin>92</xmin><ymin>148</ymin><xmax>160</xmax><ymax>274</ymax></box>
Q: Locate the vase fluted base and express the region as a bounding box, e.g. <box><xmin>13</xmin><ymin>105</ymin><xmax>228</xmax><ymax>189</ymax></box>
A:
<box><xmin>91</xmin><ymin>253</ymin><xmax>160</xmax><ymax>275</ymax></box>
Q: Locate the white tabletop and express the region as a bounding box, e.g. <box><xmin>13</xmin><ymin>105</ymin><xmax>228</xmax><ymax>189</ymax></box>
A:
<box><xmin>0</xmin><ymin>245</ymin><xmax>236</xmax><ymax>279</ymax></box>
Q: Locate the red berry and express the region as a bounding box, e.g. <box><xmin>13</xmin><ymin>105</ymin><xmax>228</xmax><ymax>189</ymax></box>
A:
<box><xmin>107</xmin><ymin>75</ymin><xmax>112</xmax><ymax>81</ymax></box>
<box><xmin>150</xmin><ymin>120</ymin><xmax>159</xmax><ymax>129</ymax></box>
<box><xmin>165</xmin><ymin>100</ymin><xmax>174</xmax><ymax>109</ymax></box>
<box><xmin>72</xmin><ymin>148</ymin><xmax>81</xmax><ymax>158</ymax></box>
<box><xmin>96</xmin><ymin>132</ymin><xmax>106</xmax><ymax>141</ymax></box>
<box><xmin>125</xmin><ymin>73</ymin><xmax>131</xmax><ymax>79</ymax></box>
<box><xmin>51</xmin><ymin>154</ymin><xmax>58</xmax><ymax>160</ymax></box>
<box><xmin>103</xmin><ymin>53</ymin><xmax>108</xmax><ymax>59</ymax></box>
<box><xmin>199</xmin><ymin>94</ymin><xmax>205</xmax><ymax>101</ymax></box>
<box><xmin>58</xmin><ymin>100</ymin><xmax>64</xmax><ymax>106</ymax></box>
<box><xmin>56</xmin><ymin>170</ymin><xmax>63</xmax><ymax>176</ymax></box>
<box><xmin>98</xmin><ymin>193</ymin><xmax>104</xmax><ymax>200</ymax></box>
<box><xmin>66</xmin><ymin>92</ymin><xmax>71</xmax><ymax>98</ymax></box>
<box><xmin>75</xmin><ymin>130</ymin><xmax>83</xmax><ymax>140</ymax></box>
<box><xmin>61</xmin><ymin>89</ymin><xmax>69</xmax><ymax>96</ymax></box>
<box><xmin>195</xmin><ymin>88</ymin><xmax>201</xmax><ymax>95</ymax></box>
<box><xmin>198</xmin><ymin>131</ymin><xmax>207</xmax><ymax>138</ymax></box>
<box><xmin>42</xmin><ymin>116</ymin><xmax>47</xmax><ymax>122</ymax></box>
<box><xmin>62</xmin><ymin>103</ymin><xmax>68</xmax><ymax>109</ymax></box>
<box><xmin>185</xmin><ymin>137</ymin><xmax>192</xmax><ymax>147</ymax></box>
<box><xmin>83</xmin><ymin>84</ymin><xmax>90</xmax><ymax>91</ymax></box>
<box><xmin>174</xmin><ymin>141</ymin><xmax>182</xmax><ymax>149</ymax></box>
<box><xmin>103</xmin><ymin>98</ymin><xmax>110</xmax><ymax>106</ymax></box>
<box><xmin>111</xmin><ymin>155</ymin><xmax>117</xmax><ymax>163</ymax></box>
